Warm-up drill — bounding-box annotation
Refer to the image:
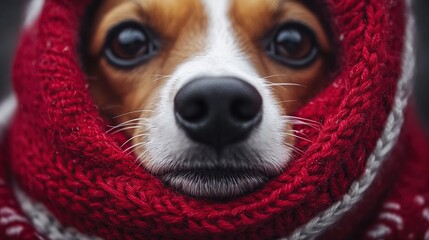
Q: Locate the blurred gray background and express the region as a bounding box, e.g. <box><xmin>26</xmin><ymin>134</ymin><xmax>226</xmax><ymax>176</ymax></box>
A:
<box><xmin>0</xmin><ymin>0</ymin><xmax>427</xmax><ymax>132</ymax></box>
<box><xmin>414</xmin><ymin>0</ymin><xmax>429</xmax><ymax>132</ymax></box>
<box><xmin>0</xmin><ymin>0</ymin><xmax>23</xmax><ymax>100</ymax></box>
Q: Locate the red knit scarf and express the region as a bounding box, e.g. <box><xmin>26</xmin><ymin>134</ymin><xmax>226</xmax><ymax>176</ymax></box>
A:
<box><xmin>1</xmin><ymin>0</ymin><xmax>428</xmax><ymax>239</ymax></box>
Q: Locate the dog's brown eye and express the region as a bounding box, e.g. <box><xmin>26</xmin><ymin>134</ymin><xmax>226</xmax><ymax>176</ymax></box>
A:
<box><xmin>267</xmin><ymin>22</ymin><xmax>319</xmax><ymax>68</ymax></box>
<box><xmin>111</xmin><ymin>28</ymin><xmax>148</xmax><ymax>59</ymax></box>
<box><xmin>104</xmin><ymin>21</ymin><xmax>158</xmax><ymax>68</ymax></box>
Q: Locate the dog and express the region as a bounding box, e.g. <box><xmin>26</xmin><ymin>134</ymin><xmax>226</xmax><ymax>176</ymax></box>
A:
<box><xmin>85</xmin><ymin>0</ymin><xmax>334</xmax><ymax>200</ymax></box>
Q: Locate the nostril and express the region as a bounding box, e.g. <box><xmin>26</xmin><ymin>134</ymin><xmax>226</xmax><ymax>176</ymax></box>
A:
<box><xmin>176</xmin><ymin>98</ymin><xmax>208</xmax><ymax>123</ymax></box>
<box><xmin>230</xmin><ymin>97</ymin><xmax>262</xmax><ymax>122</ymax></box>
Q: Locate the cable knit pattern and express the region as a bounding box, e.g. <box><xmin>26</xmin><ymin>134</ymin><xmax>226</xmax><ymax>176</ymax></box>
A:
<box><xmin>0</xmin><ymin>0</ymin><xmax>428</xmax><ymax>239</ymax></box>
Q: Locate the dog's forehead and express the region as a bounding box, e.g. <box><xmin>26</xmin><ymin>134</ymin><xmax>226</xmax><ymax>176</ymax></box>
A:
<box><xmin>98</xmin><ymin>0</ymin><xmax>291</xmax><ymax>39</ymax></box>
<box><xmin>199</xmin><ymin>0</ymin><xmax>279</xmax><ymax>13</ymax></box>
<box><xmin>200</xmin><ymin>0</ymin><xmax>280</xmax><ymax>23</ymax></box>
<box><xmin>131</xmin><ymin>0</ymin><xmax>281</xmax><ymax>21</ymax></box>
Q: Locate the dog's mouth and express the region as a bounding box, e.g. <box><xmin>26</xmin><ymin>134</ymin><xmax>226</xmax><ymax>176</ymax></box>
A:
<box><xmin>160</xmin><ymin>168</ymin><xmax>272</xmax><ymax>200</ymax></box>
<box><xmin>142</xmin><ymin>75</ymin><xmax>291</xmax><ymax>200</ymax></box>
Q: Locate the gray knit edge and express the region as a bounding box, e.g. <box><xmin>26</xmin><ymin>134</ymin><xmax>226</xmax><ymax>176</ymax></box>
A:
<box><xmin>0</xmin><ymin>93</ymin><xmax>102</xmax><ymax>239</ymax></box>
<box><xmin>0</xmin><ymin>94</ymin><xmax>17</xmax><ymax>137</ymax></box>
<box><xmin>14</xmin><ymin>186</ymin><xmax>103</xmax><ymax>240</ymax></box>
<box><xmin>282</xmin><ymin>0</ymin><xmax>415</xmax><ymax>239</ymax></box>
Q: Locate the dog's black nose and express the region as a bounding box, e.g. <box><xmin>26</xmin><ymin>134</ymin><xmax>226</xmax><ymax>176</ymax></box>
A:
<box><xmin>174</xmin><ymin>77</ymin><xmax>262</xmax><ymax>149</ymax></box>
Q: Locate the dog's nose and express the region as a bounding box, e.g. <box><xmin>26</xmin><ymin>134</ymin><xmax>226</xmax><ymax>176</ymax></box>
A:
<box><xmin>174</xmin><ymin>77</ymin><xmax>262</xmax><ymax>149</ymax></box>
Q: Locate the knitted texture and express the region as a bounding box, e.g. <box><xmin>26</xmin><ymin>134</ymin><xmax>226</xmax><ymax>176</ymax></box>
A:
<box><xmin>0</xmin><ymin>142</ymin><xmax>46</xmax><ymax>240</ymax></box>
<box><xmin>360</xmin><ymin>111</ymin><xmax>429</xmax><ymax>240</ymax></box>
<box><xmin>0</xmin><ymin>0</ymin><xmax>427</xmax><ymax>239</ymax></box>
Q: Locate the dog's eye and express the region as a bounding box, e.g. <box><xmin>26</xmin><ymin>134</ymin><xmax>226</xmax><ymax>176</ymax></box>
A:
<box><xmin>104</xmin><ymin>21</ymin><xmax>158</xmax><ymax>68</ymax></box>
<box><xmin>267</xmin><ymin>22</ymin><xmax>319</xmax><ymax>68</ymax></box>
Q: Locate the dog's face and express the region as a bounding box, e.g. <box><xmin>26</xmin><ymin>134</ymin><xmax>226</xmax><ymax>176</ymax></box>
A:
<box><xmin>86</xmin><ymin>0</ymin><xmax>332</xmax><ymax>200</ymax></box>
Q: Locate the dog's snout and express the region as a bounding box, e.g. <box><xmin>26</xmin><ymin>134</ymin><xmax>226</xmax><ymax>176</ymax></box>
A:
<box><xmin>174</xmin><ymin>77</ymin><xmax>262</xmax><ymax>149</ymax></box>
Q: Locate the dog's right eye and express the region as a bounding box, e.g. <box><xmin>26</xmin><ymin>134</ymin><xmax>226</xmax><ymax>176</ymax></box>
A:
<box><xmin>266</xmin><ymin>21</ymin><xmax>319</xmax><ymax>69</ymax></box>
<box><xmin>104</xmin><ymin>21</ymin><xmax>158</xmax><ymax>68</ymax></box>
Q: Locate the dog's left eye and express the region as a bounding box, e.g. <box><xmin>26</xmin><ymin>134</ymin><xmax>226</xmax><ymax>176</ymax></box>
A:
<box><xmin>104</xmin><ymin>21</ymin><xmax>158</xmax><ymax>68</ymax></box>
<box><xmin>266</xmin><ymin>21</ymin><xmax>319</xmax><ymax>68</ymax></box>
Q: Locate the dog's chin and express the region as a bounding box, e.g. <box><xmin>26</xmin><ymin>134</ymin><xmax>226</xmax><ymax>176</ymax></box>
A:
<box><xmin>160</xmin><ymin>169</ymin><xmax>271</xmax><ymax>201</ymax></box>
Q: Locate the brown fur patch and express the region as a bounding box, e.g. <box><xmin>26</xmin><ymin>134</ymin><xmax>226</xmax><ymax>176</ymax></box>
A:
<box><xmin>88</xmin><ymin>0</ymin><xmax>207</xmax><ymax>126</ymax></box>
<box><xmin>230</xmin><ymin>0</ymin><xmax>332</xmax><ymax>114</ymax></box>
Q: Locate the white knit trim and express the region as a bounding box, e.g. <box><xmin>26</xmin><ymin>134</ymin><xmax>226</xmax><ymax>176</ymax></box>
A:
<box><xmin>24</xmin><ymin>0</ymin><xmax>45</xmax><ymax>28</ymax></box>
<box><xmin>282</xmin><ymin>0</ymin><xmax>415</xmax><ymax>239</ymax></box>
<box><xmin>0</xmin><ymin>95</ymin><xmax>17</xmax><ymax>137</ymax></box>
<box><xmin>14</xmin><ymin>186</ymin><xmax>103</xmax><ymax>240</ymax></box>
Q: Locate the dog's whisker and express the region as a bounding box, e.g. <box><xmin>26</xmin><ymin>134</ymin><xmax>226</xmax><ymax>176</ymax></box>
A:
<box><xmin>107</xmin><ymin>118</ymin><xmax>148</xmax><ymax>130</ymax></box>
<box><xmin>266</xmin><ymin>83</ymin><xmax>307</xmax><ymax>88</ymax></box>
<box><xmin>134</xmin><ymin>149</ymin><xmax>150</xmax><ymax>169</ymax></box>
<box><xmin>121</xmin><ymin>133</ymin><xmax>149</xmax><ymax>148</ymax></box>
<box><xmin>291</xmin><ymin>148</ymin><xmax>304</xmax><ymax>154</ymax></box>
<box><xmin>152</xmin><ymin>75</ymin><xmax>172</xmax><ymax>82</ymax></box>
<box><xmin>288</xmin><ymin>128</ymin><xmax>308</xmax><ymax>133</ymax></box>
<box><xmin>283</xmin><ymin>120</ymin><xmax>321</xmax><ymax>130</ymax></box>
<box><xmin>284</xmin><ymin>133</ymin><xmax>313</xmax><ymax>143</ymax></box>
<box><xmin>107</xmin><ymin>124</ymin><xmax>143</xmax><ymax>134</ymax></box>
<box><xmin>288</xmin><ymin>129</ymin><xmax>310</xmax><ymax>138</ymax></box>
<box><xmin>152</xmin><ymin>74</ymin><xmax>169</xmax><ymax>77</ymax></box>
<box><xmin>131</xmin><ymin>144</ymin><xmax>147</xmax><ymax>156</ymax></box>
<box><xmin>108</xmin><ymin>117</ymin><xmax>146</xmax><ymax>126</ymax></box>
<box><xmin>113</xmin><ymin>110</ymin><xmax>153</xmax><ymax>119</ymax></box>
<box><xmin>124</xmin><ymin>143</ymin><xmax>147</xmax><ymax>157</ymax></box>
<box><xmin>261</xmin><ymin>74</ymin><xmax>292</xmax><ymax>79</ymax></box>
<box><xmin>124</xmin><ymin>141</ymin><xmax>148</xmax><ymax>153</ymax></box>
<box><xmin>282</xmin><ymin>117</ymin><xmax>320</xmax><ymax>126</ymax></box>
<box><xmin>109</xmin><ymin>126</ymin><xmax>145</xmax><ymax>135</ymax></box>
<box><xmin>110</xmin><ymin>123</ymin><xmax>146</xmax><ymax>129</ymax></box>
<box><xmin>283</xmin><ymin>139</ymin><xmax>302</xmax><ymax>149</ymax></box>
<box><xmin>284</xmin><ymin>142</ymin><xmax>304</xmax><ymax>154</ymax></box>
<box><xmin>282</xmin><ymin>115</ymin><xmax>321</xmax><ymax>125</ymax></box>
